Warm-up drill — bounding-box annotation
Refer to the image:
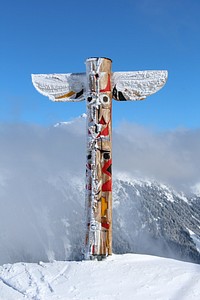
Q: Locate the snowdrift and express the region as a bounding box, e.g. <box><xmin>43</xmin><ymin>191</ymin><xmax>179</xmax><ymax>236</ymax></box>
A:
<box><xmin>0</xmin><ymin>254</ymin><xmax>200</xmax><ymax>300</ymax></box>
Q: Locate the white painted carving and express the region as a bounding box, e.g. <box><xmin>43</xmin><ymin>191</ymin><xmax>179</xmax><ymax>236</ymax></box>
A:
<box><xmin>32</xmin><ymin>73</ymin><xmax>86</xmax><ymax>101</ymax></box>
<box><xmin>32</xmin><ymin>71</ymin><xmax>168</xmax><ymax>102</ymax></box>
<box><xmin>112</xmin><ymin>71</ymin><xmax>168</xmax><ymax>100</ymax></box>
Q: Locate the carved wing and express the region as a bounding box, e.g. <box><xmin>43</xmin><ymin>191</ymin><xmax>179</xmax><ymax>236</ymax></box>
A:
<box><xmin>112</xmin><ymin>71</ymin><xmax>168</xmax><ymax>101</ymax></box>
<box><xmin>31</xmin><ymin>73</ymin><xmax>86</xmax><ymax>101</ymax></box>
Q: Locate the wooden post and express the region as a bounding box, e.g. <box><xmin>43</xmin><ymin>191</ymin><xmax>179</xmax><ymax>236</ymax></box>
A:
<box><xmin>85</xmin><ymin>58</ymin><xmax>112</xmax><ymax>260</ymax></box>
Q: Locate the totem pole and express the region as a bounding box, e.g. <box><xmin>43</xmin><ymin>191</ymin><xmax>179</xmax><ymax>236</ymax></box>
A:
<box><xmin>32</xmin><ymin>57</ymin><xmax>168</xmax><ymax>260</ymax></box>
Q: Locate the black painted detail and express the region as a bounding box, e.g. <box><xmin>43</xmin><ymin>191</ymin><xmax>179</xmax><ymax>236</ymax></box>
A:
<box><xmin>95</xmin><ymin>124</ymin><xmax>98</xmax><ymax>133</ymax></box>
<box><xmin>113</xmin><ymin>86</ymin><xmax>126</xmax><ymax>101</ymax></box>
<box><xmin>87</xmin><ymin>96</ymin><xmax>93</xmax><ymax>102</ymax></box>
<box><xmin>103</xmin><ymin>96</ymin><xmax>109</xmax><ymax>103</ymax></box>
<box><xmin>103</xmin><ymin>153</ymin><xmax>110</xmax><ymax>160</ymax></box>
<box><xmin>118</xmin><ymin>91</ymin><xmax>126</xmax><ymax>101</ymax></box>
<box><xmin>113</xmin><ymin>86</ymin><xmax>117</xmax><ymax>99</ymax></box>
<box><xmin>75</xmin><ymin>89</ymin><xmax>84</xmax><ymax>99</ymax></box>
<box><xmin>106</xmin><ymin>164</ymin><xmax>112</xmax><ymax>175</ymax></box>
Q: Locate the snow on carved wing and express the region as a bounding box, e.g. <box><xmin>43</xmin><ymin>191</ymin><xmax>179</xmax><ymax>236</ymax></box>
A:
<box><xmin>31</xmin><ymin>73</ymin><xmax>87</xmax><ymax>102</ymax></box>
<box><xmin>112</xmin><ymin>71</ymin><xmax>168</xmax><ymax>101</ymax></box>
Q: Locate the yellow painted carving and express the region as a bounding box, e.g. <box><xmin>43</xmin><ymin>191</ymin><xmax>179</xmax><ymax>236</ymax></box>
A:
<box><xmin>55</xmin><ymin>91</ymin><xmax>75</xmax><ymax>99</ymax></box>
<box><xmin>101</xmin><ymin>197</ymin><xmax>108</xmax><ymax>217</ymax></box>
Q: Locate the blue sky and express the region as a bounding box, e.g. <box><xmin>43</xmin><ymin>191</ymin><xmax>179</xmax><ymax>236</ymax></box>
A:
<box><xmin>0</xmin><ymin>0</ymin><xmax>200</xmax><ymax>130</ymax></box>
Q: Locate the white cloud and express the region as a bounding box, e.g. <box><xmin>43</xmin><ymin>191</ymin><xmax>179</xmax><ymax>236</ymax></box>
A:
<box><xmin>113</xmin><ymin>122</ymin><xmax>200</xmax><ymax>191</ymax></box>
<box><xmin>0</xmin><ymin>119</ymin><xmax>200</xmax><ymax>196</ymax></box>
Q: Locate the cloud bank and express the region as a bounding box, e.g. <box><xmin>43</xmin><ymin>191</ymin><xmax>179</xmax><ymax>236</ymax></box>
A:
<box><xmin>113</xmin><ymin>122</ymin><xmax>200</xmax><ymax>192</ymax></box>
<box><xmin>0</xmin><ymin>117</ymin><xmax>200</xmax><ymax>194</ymax></box>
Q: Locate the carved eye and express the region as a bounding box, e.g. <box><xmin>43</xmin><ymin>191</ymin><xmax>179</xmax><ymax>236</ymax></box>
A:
<box><xmin>103</xmin><ymin>96</ymin><xmax>109</xmax><ymax>103</ymax></box>
<box><xmin>100</xmin><ymin>94</ymin><xmax>110</xmax><ymax>104</ymax></box>
<box><xmin>103</xmin><ymin>153</ymin><xmax>110</xmax><ymax>160</ymax></box>
<box><xmin>87</xmin><ymin>154</ymin><xmax>92</xmax><ymax>160</ymax></box>
<box><xmin>87</xmin><ymin>96</ymin><xmax>96</xmax><ymax>105</ymax></box>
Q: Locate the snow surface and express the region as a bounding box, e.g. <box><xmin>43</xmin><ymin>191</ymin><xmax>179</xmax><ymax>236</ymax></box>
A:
<box><xmin>0</xmin><ymin>254</ymin><xmax>200</xmax><ymax>300</ymax></box>
<box><xmin>188</xmin><ymin>229</ymin><xmax>200</xmax><ymax>253</ymax></box>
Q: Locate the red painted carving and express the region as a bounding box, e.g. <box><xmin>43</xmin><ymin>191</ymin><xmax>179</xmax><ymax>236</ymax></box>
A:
<box><xmin>102</xmin><ymin>179</ymin><xmax>112</xmax><ymax>191</ymax></box>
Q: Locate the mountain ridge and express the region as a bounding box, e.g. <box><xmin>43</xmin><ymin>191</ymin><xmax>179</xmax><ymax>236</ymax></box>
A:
<box><xmin>112</xmin><ymin>176</ymin><xmax>200</xmax><ymax>264</ymax></box>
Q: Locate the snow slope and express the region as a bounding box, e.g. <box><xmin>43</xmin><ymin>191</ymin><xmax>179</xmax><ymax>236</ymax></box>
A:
<box><xmin>0</xmin><ymin>254</ymin><xmax>200</xmax><ymax>300</ymax></box>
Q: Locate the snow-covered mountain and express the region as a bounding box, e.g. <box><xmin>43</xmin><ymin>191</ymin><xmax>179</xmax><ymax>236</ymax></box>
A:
<box><xmin>112</xmin><ymin>177</ymin><xmax>200</xmax><ymax>264</ymax></box>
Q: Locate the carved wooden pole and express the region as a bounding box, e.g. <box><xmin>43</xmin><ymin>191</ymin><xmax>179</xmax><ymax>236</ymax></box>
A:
<box><xmin>85</xmin><ymin>58</ymin><xmax>112</xmax><ymax>259</ymax></box>
<box><xmin>32</xmin><ymin>57</ymin><xmax>168</xmax><ymax>260</ymax></box>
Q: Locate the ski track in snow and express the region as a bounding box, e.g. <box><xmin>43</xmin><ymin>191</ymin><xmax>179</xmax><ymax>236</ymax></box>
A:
<box><xmin>0</xmin><ymin>254</ymin><xmax>200</xmax><ymax>300</ymax></box>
